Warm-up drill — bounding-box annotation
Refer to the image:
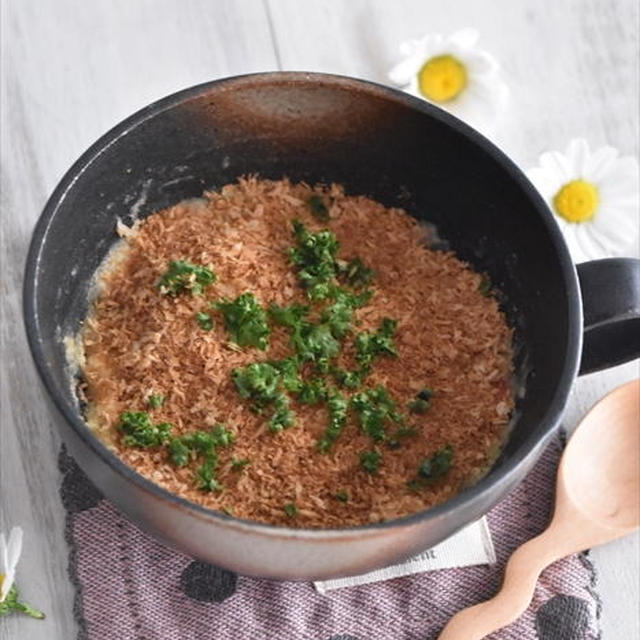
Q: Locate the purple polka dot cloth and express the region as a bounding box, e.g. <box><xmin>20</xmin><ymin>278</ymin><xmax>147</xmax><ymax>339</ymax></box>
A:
<box><xmin>59</xmin><ymin>436</ymin><xmax>601</xmax><ymax>640</ymax></box>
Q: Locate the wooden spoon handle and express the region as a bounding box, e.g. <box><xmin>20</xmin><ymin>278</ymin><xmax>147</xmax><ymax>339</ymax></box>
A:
<box><xmin>438</xmin><ymin>527</ymin><xmax>565</xmax><ymax>640</ymax></box>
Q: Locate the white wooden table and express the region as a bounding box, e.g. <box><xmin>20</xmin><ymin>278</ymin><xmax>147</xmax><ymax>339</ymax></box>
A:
<box><xmin>1</xmin><ymin>1</ymin><xmax>638</xmax><ymax>638</ymax></box>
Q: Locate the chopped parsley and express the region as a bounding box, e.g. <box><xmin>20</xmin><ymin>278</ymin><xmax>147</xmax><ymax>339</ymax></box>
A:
<box><xmin>232</xmin><ymin>362</ymin><xmax>281</xmax><ymax>412</ymax></box>
<box><xmin>272</xmin><ymin>357</ymin><xmax>304</xmax><ymax>393</ymax></box>
<box><xmin>308</xmin><ymin>194</ymin><xmax>330</xmax><ymax>221</ymax></box>
<box><xmin>417</xmin><ymin>388</ymin><xmax>435</xmax><ymax>401</ymax></box>
<box><xmin>147</xmin><ymin>394</ymin><xmax>165</xmax><ymax>409</ymax></box>
<box><xmin>298</xmin><ymin>377</ymin><xmax>328</xmax><ymax>405</ymax></box>
<box><xmin>216</xmin><ymin>293</ymin><xmax>270</xmax><ymax>350</ymax></box>
<box><xmin>288</xmin><ymin>220</ymin><xmax>340</xmax><ymax>300</ymax></box>
<box><xmin>408</xmin><ymin>445</ymin><xmax>454</xmax><ymax>490</ymax></box>
<box><xmin>355</xmin><ymin>318</ymin><xmax>398</xmax><ymax>368</ymax></box>
<box><xmin>178</xmin><ymin>425</ymin><xmax>235</xmax><ymax>456</ymax></box>
<box><xmin>335</xmin><ymin>489</ymin><xmax>349</xmax><ymax>502</ymax></box>
<box><xmin>168</xmin><ymin>437</ymin><xmax>191</xmax><ymax>467</ymax></box>
<box><xmin>408</xmin><ymin>399</ymin><xmax>430</xmax><ymax>414</ymax></box>
<box><xmin>359</xmin><ymin>450</ymin><xmax>382</xmax><ymax>474</ymax></box>
<box><xmin>419</xmin><ymin>444</ymin><xmax>453</xmax><ymax>479</ymax></box>
<box><xmin>233</xmin><ymin>362</ymin><xmax>283</xmax><ymax>409</ymax></box>
<box><xmin>231</xmin><ymin>457</ymin><xmax>251</xmax><ymax>470</ymax></box>
<box><xmin>408</xmin><ymin>388</ymin><xmax>435</xmax><ymax>414</ymax></box>
<box><xmin>269</xmin><ymin>395</ymin><xmax>296</xmax><ymax>432</ymax></box>
<box><xmin>337</xmin><ymin>257</ymin><xmax>374</xmax><ymax>289</ymax></box>
<box><xmin>291</xmin><ymin>321</ymin><xmax>340</xmax><ymax>373</ymax></box>
<box><xmin>158</xmin><ymin>260</ymin><xmax>216</xmax><ymax>296</ymax></box>
<box><xmin>317</xmin><ymin>388</ymin><xmax>348</xmax><ymax>453</ymax></box>
<box><xmin>269</xmin><ymin>302</ymin><xmax>309</xmax><ymax>328</ymax></box>
<box><xmin>196</xmin><ymin>311</ymin><xmax>214</xmax><ymax>331</ymax></box>
<box><xmin>232</xmin><ymin>362</ymin><xmax>295</xmax><ymax>432</ymax></box>
<box><xmin>167</xmin><ymin>424</ymin><xmax>234</xmax><ymax>466</ymax></box>
<box><xmin>387</xmin><ymin>426</ymin><xmax>418</xmax><ymax>450</ymax></box>
<box><xmin>320</xmin><ymin>287</ymin><xmax>371</xmax><ymax>339</ymax></box>
<box><xmin>350</xmin><ymin>386</ymin><xmax>404</xmax><ymax>443</ymax></box>
<box><xmin>196</xmin><ymin>455</ymin><xmax>222</xmax><ymax>492</ymax></box>
<box><xmin>119</xmin><ymin>411</ymin><xmax>172</xmax><ymax>447</ymax></box>
<box><xmin>284</xmin><ymin>502</ymin><xmax>298</xmax><ymax>517</ymax></box>
<box><xmin>332</xmin><ymin>366</ymin><xmax>367</xmax><ymax>389</ymax></box>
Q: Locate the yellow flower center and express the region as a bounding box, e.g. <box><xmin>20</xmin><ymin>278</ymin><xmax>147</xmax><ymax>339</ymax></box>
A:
<box><xmin>553</xmin><ymin>179</ymin><xmax>599</xmax><ymax>223</ymax></box>
<box><xmin>417</xmin><ymin>54</ymin><xmax>468</xmax><ymax>102</ymax></box>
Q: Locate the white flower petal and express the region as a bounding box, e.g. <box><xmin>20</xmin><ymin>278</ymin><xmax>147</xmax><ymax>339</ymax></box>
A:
<box><xmin>564</xmin><ymin>138</ymin><xmax>592</xmax><ymax>175</ymax></box>
<box><xmin>388</xmin><ymin>53</ymin><xmax>426</xmax><ymax>85</ymax></box>
<box><xmin>538</xmin><ymin>151</ymin><xmax>575</xmax><ymax>184</ymax></box>
<box><xmin>463</xmin><ymin>49</ymin><xmax>500</xmax><ymax>76</ymax></box>
<box><xmin>582</xmin><ymin>145</ymin><xmax>619</xmax><ymax>183</ymax></box>
<box><xmin>0</xmin><ymin>526</ymin><xmax>23</xmax><ymax>602</ymax></box>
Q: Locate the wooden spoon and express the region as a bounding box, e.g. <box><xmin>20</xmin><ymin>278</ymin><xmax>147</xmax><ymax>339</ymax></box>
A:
<box><xmin>439</xmin><ymin>379</ymin><xmax>640</xmax><ymax>640</ymax></box>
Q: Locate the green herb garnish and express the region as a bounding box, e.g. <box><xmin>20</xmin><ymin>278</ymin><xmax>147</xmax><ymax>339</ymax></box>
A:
<box><xmin>408</xmin><ymin>388</ymin><xmax>434</xmax><ymax>414</ymax></box>
<box><xmin>359</xmin><ymin>450</ymin><xmax>382</xmax><ymax>474</ymax></box>
<box><xmin>337</xmin><ymin>257</ymin><xmax>374</xmax><ymax>289</ymax></box>
<box><xmin>288</xmin><ymin>220</ymin><xmax>340</xmax><ymax>300</ymax></box>
<box><xmin>167</xmin><ymin>437</ymin><xmax>191</xmax><ymax>466</ymax></box>
<box><xmin>269</xmin><ymin>395</ymin><xmax>296</xmax><ymax>432</ymax></box>
<box><xmin>196</xmin><ymin>311</ymin><xmax>214</xmax><ymax>331</ymax></box>
<box><xmin>233</xmin><ymin>362</ymin><xmax>295</xmax><ymax>432</ymax></box>
<box><xmin>351</xmin><ymin>386</ymin><xmax>404</xmax><ymax>443</ymax></box>
<box><xmin>408</xmin><ymin>399</ymin><xmax>430</xmax><ymax>414</ymax></box>
<box><xmin>408</xmin><ymin>445</ymin><xmax>454</xmax><ymax>490</ymax></box>
<box><xmin>317</xmin><ymin>388</ymin><xmax>348</xmax><ymax>453</ymax></box>
<box><xmin>269</xmin><ymin>302</ymin><xmax>310</xmax><ymax>328</ymax></box>
<box><xmin>387</xmin><ymin>426</ymin><xmax>418</xmax><ymax>449</ymax></box>
<box><xmin>335</xmin><ymin>490</ymin><xmax>349</xmax><ymax>502</ymax></box>
<box><xmin>168</xmin><ymin>424</ymin><xmax>235</xmax><ymax>464</ymax></box>
<box><xmin>216</xmin><ymin>292</ymin><xmax>270</xmax><ymax>350</ymax></box>
<box><xmin>355</xmin><ymin>317</ymin><xmax>397</xmax><ymax>368</ymax></box>
<box><xmin>233</xmin><ymin>362</ymin><xmax>282</xmax><ymax>409</ymax></box>
<box><xmin>298</xmin><ymin>377</ymin><xmax>328</xmax><ymax>404</ymax></box>
<box><xmin>148</xmin><ymin>394</ymin><xmax>165</xmax><ymax>409</ymax></box>
<box><xmin>231</xmin><ymin>457</ymin><xmax>251</xmax><ymax>470</ymax></box>
<box><xmin>417</xmin><ymin>388</ymin><xmax>434</xmax><ymax>401</ymax></box>
<box><xmin>119</xmin><ymin>411</ymin><xmax>172</xmax><ymax>447</ymax></box>
<box><xmin>272</xmin><ymin>357</ymin><xmax>304</xmax><ymax>393</ymax></box>
<box><xmin>158</xmin><ymin>260</ymin><xmax>216</xmax><ymax>296</ymax></box>
<box><xmin>320</xmin><ymin>287</ymin><xmax>371</xmax><ymax>339</ymax></box>
<box><xmin>332</xmin><ymin>366</ymin><xmax>367</xmax><ymax>389</ymax></box>
<box><xmin>291</xmin><ymin>322</ymin><xmax>340</xmax><ymax>373</ymax></box>
<box><xmin>308</xmin><ymin>194</ymin><xmax>330</xmax><ymax>221</ymax></box>
<box><xmin>419</xmin><ymin>444</ymin><xmax>453</xmax><ymax>479</ymax></box>
<box><xmin>284</xmin><ymin>502</ymin><xmax>298</xmax><ymax>517</ymax></box>
<box><xmin>196</xmin><ymin>454</ymin><xmax>222</xmax><ymax>492</ymax></box>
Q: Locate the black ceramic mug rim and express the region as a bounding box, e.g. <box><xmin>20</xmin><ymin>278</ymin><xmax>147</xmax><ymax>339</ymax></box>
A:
<box><xmin>23</xmin><ymin>71</ymin><xmax>582</xmax><ymax>539</ymax></box>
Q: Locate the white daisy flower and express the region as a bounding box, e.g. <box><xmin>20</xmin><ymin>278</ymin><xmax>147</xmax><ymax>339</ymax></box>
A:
<box><xmin>0</xmin><ymin>526</ymin><xmax>44</xmax><ymax>619</ymax></box>
<box><xmin>0</xmin><ymin>526</ymin><xmax>22</xmax><ymax>603</ymax></box>
<box><xmin>388</xmin><ymin>28</ymin><xmax>509</xmax><ymax>135</ymax></box>
<box><xmin>526</xmin><ymin>138</ymin><xmax>640</xmax><ymax>263</ymax></box>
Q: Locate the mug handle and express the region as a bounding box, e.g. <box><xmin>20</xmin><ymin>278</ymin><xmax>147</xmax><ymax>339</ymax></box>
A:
<box><xmin>577</xmin><ymin>257</ymin><xmax>640</xmax><ymax>375</ymax></box>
